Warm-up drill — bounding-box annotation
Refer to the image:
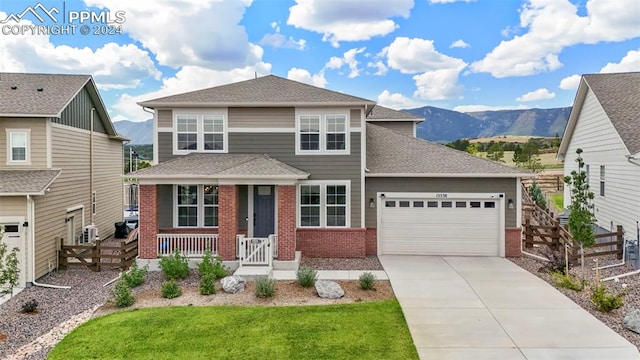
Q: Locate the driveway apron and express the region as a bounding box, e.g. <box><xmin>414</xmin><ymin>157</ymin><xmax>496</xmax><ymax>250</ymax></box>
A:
<box><xmin>380</xmin><ymin>255</ymin><xmax>640</xmax><ymax>360</ymax></box>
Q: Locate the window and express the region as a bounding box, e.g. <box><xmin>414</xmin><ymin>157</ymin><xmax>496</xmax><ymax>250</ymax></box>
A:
<box><xmin>175</xmin><ymin>185</ymin><xmax>218</xmax><ymax>227</ymax></box>
<box><xmin>441</xmin><ymin>201</ymin><xmax>452</xmax><ymax>208</ymax></box>
<box><xmin>385</xmin><ymin>201</ymin><xmax>396</xmax><ymax>208</ymax></box>
<box><xmin>413</xmin><ymin>201</ymin><xmax>424</xmax><ymax>208</ymax></box>
<box><xmin>174</xmin><ymin>113</ymin><xmax>227</xmax><ymax>154</ymax></box>
<box><xmin>399</xmin><ymin>201</ymin><xmax>410</xmax><ymax>208</ymax></box>
<box><xmin>600</xmin><ymin>165</ymin><xmax>605</xmax><ymax>196</ymax></box>
<box><xmin>456</xmin><ymin>201</ymin><xmax>467</xmax><ymax>208</ymax></box>
<box><xmin>470</xmin><ymin>201</ymin><xmax>481</xmax><ymax>208</ymax></box>
<box><xmin>7</xmin><ymin>130</ymin><xmax>29</xmax><ymax>164</ymax></box>
<box><xmin>299</xmin><ymin>182</ymin><xmax>350</xmax><ymax>227</ymax></box>
<box><xmin>92</xmin><ymin>191</ymin><xmax>97</xmax><ymax>215</ymax></box>
<box><xmin>427</xmin><ymin>201</ymin><xmax>438</xmax><ymax>208</ymax></box>
<box><xmin>296</xmin><ymin>114</ymin><xmax>349</xmax><ymax>154</ymax></box>
<box><xmin>484</xmin><ymin>201</ymin><xmax>496</xmax><ymax>208</ymax></box>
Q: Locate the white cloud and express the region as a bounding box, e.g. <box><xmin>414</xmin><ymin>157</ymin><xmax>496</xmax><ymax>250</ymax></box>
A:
<box><xmin>453</xmin><ymin>104</ymin><xmax>529</xmax><ymax>112</ymax></box>
<box><xmin>323</xmin><ymin>47</ymin><xmax>366</xmax><ymax>78</ymax></box>
<box><xmin>0</xmin><ymin>12</ymin><xmax>160</xmax><ymax>90</ymax></box>
<box><xmin>113</xmin><ymin>63</ymin><xmax>272</xmax><ymax>121</ymax></box>
<box><xmin>470</xmin><ymin>0</ymin><xmax>640</xmax><ymax>78</ymax></box>
<box><xmin>412</xmin><ymin>66</ymin><xmax>465</xmax><ymax>100</ymax></box>
<box><xmin>85</xmin><ymin>0</ymin><xmax>259</xmax><ymax>69</ymax></box>
<box><xmin>429</xmin><ymin>0</ymin><xmax>475</xmax><ymax>3</ymax></box>
<box><xmin>287</xmin><ymin>67</ymin><xmax>327</xmax><ymax>88</ymax></box>
<box><xmin>450</xmin><ymin>39</ymin><xmax>470</xmax><ymax>48</ymax></box>
<box><xmin>516</xmin><ymin>88</ymin><xmax>556</xmax><ymax>102</ymax></box>
<box><xmin>377</xmin><ymin>90</ymin><xmax>423</xmax><ymax>109</ymax></box>
<box><xmin>600</xmin><ymin>49</ymin><xmax>640</xmax><ymax>73</ymax></box>
<box><xmin>287</xmin><ymin>0</ymin><xmax>414</xmax><ymax>47</ymax></box>
<box><xmin>260</xmin><ymin>33</ymin><xmax>306</xmax><ymax>50</ymax></box>
<box><xmin>559</xmin><ymin>74</ymin><xmax>581</xmax><ymax>90</ymax></box>
<box><xmin>367</xmin><ymin>61</ymin><xmax>388</xmax><ymax>76</ymax></box>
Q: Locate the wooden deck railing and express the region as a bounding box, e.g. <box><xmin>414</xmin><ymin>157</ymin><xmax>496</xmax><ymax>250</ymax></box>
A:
<box><xmin>157</xmin><ymin>233</ymin><xmax>218</xmax><ymax>257</ymax></box>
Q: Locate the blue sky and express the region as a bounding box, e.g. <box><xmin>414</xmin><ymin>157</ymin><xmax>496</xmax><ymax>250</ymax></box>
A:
<box><xmin>1</xmin><ymin>0</ymin><xmax>638</xmax><ymax>122</ymax></box>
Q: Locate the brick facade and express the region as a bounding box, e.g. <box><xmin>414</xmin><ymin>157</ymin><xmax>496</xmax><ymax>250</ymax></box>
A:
<box><xmin>297</xmin><ymin>228</ymin><xmax>366</xmax><ymax>258</ymax></box>
<box><xmin>217</xmin><ymin>185</ymin><xmax>238</xmax><ymax>261</ymax></box>
<box><xmin>277</xmin><ymin>185</ymin><xmax>296</xmax><ymax>261</ymax></box>
<box><xmin>365</xmin><ymin>227</ymin><xmax>377</xmax><ymax>256</ymax></box>
<box><xmin>505</xmin><ymin>227</ymin><xmax>522</xmax><ymax>257</ymax></box>
<box><xmin>139</xmin><ymin>185</ymin><xmax>158</xmax><ymax>259</ymax></box>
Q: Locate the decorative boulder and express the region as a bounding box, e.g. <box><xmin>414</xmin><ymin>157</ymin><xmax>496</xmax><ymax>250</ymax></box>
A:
<box><xmin>315</xmin><ymin>280</ymin><xmax>344</xmax><ymax>299</ymax></box>
<box><xmin>623</xmin><ymin>308</ymin><xmax>640</xmax><ymax>334</ymax></box>
<box><xmin>221</xmin><ymin>275</ymin><xmax>246</xmax><ymax>294</ymax></box>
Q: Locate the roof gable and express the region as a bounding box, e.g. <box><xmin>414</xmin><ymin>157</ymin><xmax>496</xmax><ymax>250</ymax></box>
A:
<box><xmin>366</xmin><ymin>105</ymin><xmax>424</xmax><ymax>121</ymax></box>
<box><xmin>138</xmin><ymin>75</ymin><xmax>375</xmax><ymax>107</ymax></box>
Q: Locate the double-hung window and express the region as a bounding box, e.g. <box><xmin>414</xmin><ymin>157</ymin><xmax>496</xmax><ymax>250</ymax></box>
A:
<box><xmin>6</xmin><ymin>130</ymin><xmax>29</xmax><ymax>164</ymax></box>
<box><xmin>298</xmin><ymin>182</ymin><xmax>349</xmax><ymax>227</ymax></box>
<box><xmin>174</xmin><ymin>112</ymin><xmax>227</xmax><ymax>154</ymax></box>
<box><xmin>599</xmin><ymin>165</ymin><xmax>605</xmax><ymax>197</ymax></box>
<box><xmin>176</xmin><ymin>185</ymin><xmax>218</xmax><ymax>227</ymax></box>
<box><xmin>296</xmin><ymin>114</ymin><xmax>348</xmax><ymax>154</ymax></box>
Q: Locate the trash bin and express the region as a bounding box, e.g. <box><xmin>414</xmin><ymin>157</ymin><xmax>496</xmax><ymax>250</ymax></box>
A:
<box><xmin>115</xmin><ymin>221</ymin><xmax>129</xmax><ymax>238</ymax></box>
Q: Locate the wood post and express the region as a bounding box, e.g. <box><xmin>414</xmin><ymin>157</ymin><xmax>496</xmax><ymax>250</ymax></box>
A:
<box><xmin>59</xmin><ymin>237</ymin><xmax>67</xmax><ymax>269</ymax></box>
<box><xmin>551</xmin><ymin>221</ymin><xmax>560</xmax><ymax>251</ymax></box>
<box><xmin>524</xmin><ymin>218</ymin><xmax>533</xmax><ymax>248</ymax></box>
<box><xmin>93</xmin><ymin>240</ymin><xmax>101</xmax><ymax>272</ymax></box>
<box><xmin>616</xmin><ymin>225</ymin><xmax>624</xmax><ymax>260</ymax></box>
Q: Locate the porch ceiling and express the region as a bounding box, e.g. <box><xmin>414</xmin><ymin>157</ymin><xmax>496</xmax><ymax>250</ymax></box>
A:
<box><xmin>0</xmin><ymin>169</ymin><xmax>61</xmax><ymax>195</ymax></box>
<box><xmin>130</xmin><ymin>153</ymin><xmax>309</xmax><ymax>182</ymax></box>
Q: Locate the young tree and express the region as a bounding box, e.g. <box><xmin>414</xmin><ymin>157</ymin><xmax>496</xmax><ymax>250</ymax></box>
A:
<box><xmin>512</xmin><ymin>145</ymin><xmax>523</xmax><ymax>166</ymax></box>
<box><xmin>0</xmin><ymin>226</ymin><xmax>20</xmax><ymax>297</ymax></box>
<box><xmin>564</xmin><ymin>148</ymin><xmax>595</xmax><ymax>277</ymax></box>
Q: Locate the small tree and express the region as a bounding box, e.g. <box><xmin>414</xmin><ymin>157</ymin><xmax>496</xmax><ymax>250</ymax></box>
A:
<box><xmin>487</xmin><ymin>142</ymin><xmax>505</xmax><ymax>162</ymax></box>
<box><xmin>512</xmin><ymin>145</ymin><xmax>523</xmax><ymax>166</ymax></box>
<box><xmin>0</xmin><ymin>226</ymin><xmax>20</xmax><ymax>297</ymax></box>
<box><xmin>564</xmin><ymin>148</ymin><xmax>595</xmax><ymax>277</ymax></box>
<box><xmin>528</xmin><ymin>182</ymin><xmax>547</xmax><ymax>210</ymax></box>
<box><xmin>465</xmin><ymin>143</ymin><xmax>478</xmax><ymax>155</ymax></box>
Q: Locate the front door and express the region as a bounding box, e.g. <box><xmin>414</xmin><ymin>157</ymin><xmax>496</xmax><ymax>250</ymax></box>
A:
<box><xmin>253</xmin><ymin>185</ymin><xmax>275</xmax><ymax>237</ymax></box>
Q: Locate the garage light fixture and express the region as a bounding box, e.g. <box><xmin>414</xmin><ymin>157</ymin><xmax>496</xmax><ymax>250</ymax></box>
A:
<box><xmin>369</xmin><ymin>198</ymin><xmax>376</xmax><ymax>208</ymax></box>
<box><xmin>508</xmin><ymin>199</ymin><xmax>514</xmax><ymax>209</ymax></box>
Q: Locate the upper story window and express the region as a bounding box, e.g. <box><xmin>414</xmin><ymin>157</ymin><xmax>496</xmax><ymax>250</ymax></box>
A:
<box><xmin>6</xmin><ymin>129</ymin><xmax>30</xmax><ymax>165</ymax></box>
<box><xmin>174</xmin><ymin>112</ymin><xmax>227</xmax><ymax>154</ymax></box>
<box><xmin>296</xmin><ymin>114</ymin><xmax>349</xmax><ymax>155</ymax></box>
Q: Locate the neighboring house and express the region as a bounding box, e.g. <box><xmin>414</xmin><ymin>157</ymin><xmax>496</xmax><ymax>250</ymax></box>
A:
<box><xmin>133</xmin><ymin>75</ymin><xmax>528</xmax><ymax>270</ymax></box>
<box><xmin>558</xmin><ymin>72</ymin><xmax>640</xmax><ymax>242</ymax></box>
<box><xmin>0</xmin><ymin>73</ymin><xmax>126</xmax><ymax>287</ymax></box>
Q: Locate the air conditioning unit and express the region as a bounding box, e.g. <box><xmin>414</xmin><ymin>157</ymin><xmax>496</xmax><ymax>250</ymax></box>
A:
<box><xmin>83</xmin><ymin>225</ymin><xmax>98</xmax><ymax>243</ymax></box>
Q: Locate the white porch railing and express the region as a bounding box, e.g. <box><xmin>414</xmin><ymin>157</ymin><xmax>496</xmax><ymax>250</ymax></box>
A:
<box><xmin>157</xmin><ymin>234</ymin><xmax>218</xmax><ymax>257</ymax></box>
<box><xmin>237</xmin><ymin>234</ymin><xmax>276</xmax><ymax>266</ymax></box>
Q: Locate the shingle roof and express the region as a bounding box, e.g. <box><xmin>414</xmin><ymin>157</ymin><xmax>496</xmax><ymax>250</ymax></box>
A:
<box><xmin>131</xmin><ymin>153</ymin><xmax>309</xmax><ymax>179</ymax></box>
<box><xmin>366</xmin><ymin>123</ymin><xmax>529</xmax><ymax>177</ymax></box>
<box><xmin>0</xmin><ymin>73</ymin><xmax>90</xmax><ymax>116</ymax></box>
<box><xmin>138</xmin><ymin>75</ymin><xmax>375</xmax><ymax>107</ymax></box>
<box><xmin>583</xmin><ymin>72</ymin><xmax>640</xmax><ymax>154</ymax></box>
<box><xmin>367</xmin><ymin>105</ymin><xmax>423</xmax><ymax>121</ymax></box>
<box><xmin>0</xmin><ymin>169</ymin><xmax>61</xmax><ymax>195</ymax></box>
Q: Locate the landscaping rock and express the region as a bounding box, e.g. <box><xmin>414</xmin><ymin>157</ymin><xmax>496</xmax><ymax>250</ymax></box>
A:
<box><xmin>315</xmin><ymin>280</ymin><xmax>344</xmax><ymax>299</ymax></box>
<box><xmin>623</xmin><ymin>308</ymin><xmax>640</xmax><ymax>334</ymax></box>
<box><xmin>221</xmin><ymin>276</ymin><xmax>246</xmax><ymax>294</ymax></box>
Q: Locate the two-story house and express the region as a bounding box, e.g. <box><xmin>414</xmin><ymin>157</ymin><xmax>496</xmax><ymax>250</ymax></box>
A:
<box><xmin>0</xmin><ymin>73</ymin><xmax>125</xmax><ymax>287</ymax></box>
<box><xmin>133</xmin><ymin>75</ymin><xmax>528</xmax><ymax>271</ymax></box>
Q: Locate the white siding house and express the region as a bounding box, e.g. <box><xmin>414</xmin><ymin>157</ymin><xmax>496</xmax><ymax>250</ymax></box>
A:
<box><xmin>558</xmin><ymin>72</ymin><xmax>640</xmax><ymax>241</ymax></box>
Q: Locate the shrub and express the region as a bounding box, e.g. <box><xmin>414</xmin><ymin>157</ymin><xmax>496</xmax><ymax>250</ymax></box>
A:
<box><xmin>161</xmin><ymin>280</ymin><xmax>182</xmax><ymax>299</ymax></box>
<box><xmin>198</xmin><ymin>248</ymin><xmax>227</xmax><ymax>280</ymax></box>
<box><xmin>110</xmin><ymin>280</ymin><xmax>134</xmax><ymax>308</ymax></box>
<box><xmin>21</xmin><ymin>299</ymin><xmax>39</xmax><ymax>313</ymax></box>
<box><xmin>160</xmin><ymin>248</ymin><xmax>190</xmax><ymax>280</ymax></box>
<box><xmin>255</xmin><ymin>276</ymin><xmax>276</xmax><ymax>298</ymax></box>
<box><xmin>359</xmin><ymin>272</ymin><xmax>376</xmax><ymax>290</ymax></box>
<box><xmin>199</xmin><ymin>273</ymin><xmax>217</xmax><ymax>295</ymax></box>
<box><xmin>551</xmin><ymin>271</ymin><xmax>584</xmax><ymax>292</ymax></box>
<box><xmin>296</xmin><ymin>266</ymin><xmax>317</xmax><ymax>288</ymax></box>
<box><xmin>122</xmin><ymin>262</ymin><xmax>148</xmax><ymax>288</ymax></box>
<box><xmin>538</xmin><ymin>248</ymin><xmax>571</xmax><ymax>275</ymax></box>
<box><xmin>529</xmin><ymin>182</ymin><xmax>547</xmax><ymax>210</ymax></box>
<box><xmin>591</xmin><ymin>285</ymin><xmax>623</xmax><ymax>312</ymax></box>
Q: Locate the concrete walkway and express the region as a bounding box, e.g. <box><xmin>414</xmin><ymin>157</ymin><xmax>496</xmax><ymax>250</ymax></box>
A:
<box><xmin>380</xmin><ymin>255</ymin><xmax>640</xmax><ymax>360</ymax></box>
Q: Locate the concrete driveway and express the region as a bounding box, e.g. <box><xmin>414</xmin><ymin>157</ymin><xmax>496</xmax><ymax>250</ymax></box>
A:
<box><xmin>380</xmin><ymin>255</ymin><xmax>640</xmax><ymax>360</ymax></box>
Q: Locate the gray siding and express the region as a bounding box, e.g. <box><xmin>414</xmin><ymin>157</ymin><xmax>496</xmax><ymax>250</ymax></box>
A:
<box><xmin>55</xmin><ymin>88</ymin><xmax>107</xmax><ymax>134</ymax></box>
<box><xmin>229</xmin><ymin>107</ymin><xmax>294</xmax><ymax>128</ymax></box>
<box><xmin>158</xmin><ymin>132</ymin><xmax>174</xmax><ymax>163</ymax></box>
<box><xmin>350</xmin><ymin>109</ymin><xmax>361</xmax><ymax>128</ymax></box>
<box><xmin>229</xmin><ymin>133</ymin><xmax>362</xmax><ymax>227</ymax></box>
<box><xmin>365</xmin><ymin>177</ymin><xmax>518</xmax><ymax>228</ymax></box>
<box><xmin>158</xmin><ymin>110</ymin><xmax>172</xmax><ymax>128</ymax></box>
<box><xmin>158</xmin><ymin>184</ymin><xmax>173</xmax><ymax>228</ymax></box>
<box><xmin>372</xmin><ymin>121</ymin><xmax>414</xmax><ymax>136</ymax></box>
<box><xmin>238</xmin><ymin>185</ymin><xmax>248</xmax><ymax>230</ymax></box>
<box><xmin>0</xmin><ymin>117</ymin><xmax>47</xmax><ymax>168</ymax></box>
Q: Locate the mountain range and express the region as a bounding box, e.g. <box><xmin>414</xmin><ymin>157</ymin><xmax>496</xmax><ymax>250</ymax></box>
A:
<box><xmin>113</xmin><ymin>106</ymin><xmax>571</xmax><ymax>145</ymax></box>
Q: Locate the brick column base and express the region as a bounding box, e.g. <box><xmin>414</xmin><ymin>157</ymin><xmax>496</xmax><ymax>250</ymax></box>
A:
<box><xmin>277</xmin><ymin>185</ymin><xmax>296</xmax><ymax>261</ymax></box>
<box><xmin>218</xmin><ymin>185</ymin><xmax>238</xmax><ymax>261</ymax></box>
<box><xmin>139</xmin><ymin>185</ymin><xmax>158</xmax><ymax>259</ymax></box>
<box><xmin>505</xmin><ymin>227</ymin><xmax>522</xmax><ymax>257</ymax></box>
<box><xmin>365</xmin><ymin>228</ymin><xmax>377</xmax><ymax>256</ymax></box>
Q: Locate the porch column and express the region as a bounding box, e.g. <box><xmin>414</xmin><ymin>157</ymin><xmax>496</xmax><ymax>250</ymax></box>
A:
<box><xmin>277</xmin><ymin>185</ymin><xmax>296</xmax><ymax>261</ymax></box>
<box><xmin>218</xmin><ymin>185</ymin><xmax>238</xmax><ymax>261</ymax></box>
<box><xmin>139</xmin><ymin>185</ymin><xmax>158</xmax><ymax>259</ymax></box>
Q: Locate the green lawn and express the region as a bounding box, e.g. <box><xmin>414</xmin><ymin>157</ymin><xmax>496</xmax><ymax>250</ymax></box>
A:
<box><xmin>49</xmin><ymin>300</ymin><xmax>418</xmax><ymax>360</ymax></box>
<box><xmin>550</xmin><ymin>193</ymin><xmax>564</xmax><ymax>210</ymax></box>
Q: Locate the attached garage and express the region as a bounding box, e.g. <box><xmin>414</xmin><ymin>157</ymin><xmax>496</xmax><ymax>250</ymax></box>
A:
<box><xmin>377</xmin><ymin>193</ymin><xmax>504</xmax><ymax>256</ymax></box>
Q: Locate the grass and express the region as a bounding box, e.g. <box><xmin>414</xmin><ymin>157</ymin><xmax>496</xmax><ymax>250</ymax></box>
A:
<box><xmin>49</xmin><ymin>300</ymin><xmax>417</xmax><ymax>360</ymax></box>
<box><xmin>550</xmin><ymin>193</ymin><xmax>564</xmax><ymax>211</ymax></box>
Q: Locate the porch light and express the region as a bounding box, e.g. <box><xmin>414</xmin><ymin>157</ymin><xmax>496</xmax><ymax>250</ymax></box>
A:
<box><xmin>508</xmin><ymin>199</ymin><xmax>514</xmax><ymax>209</ymax></box>
<box><xmin>369</xmin><ymin>198</ymin><xmax>376</xmax><ymax>208</ymax></box>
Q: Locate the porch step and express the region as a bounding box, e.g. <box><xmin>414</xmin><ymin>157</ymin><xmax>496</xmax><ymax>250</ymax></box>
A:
<box><xmin>233</xmin><ymin>265</ymin><xmax>273</xmax><ymax>281</ymax></box>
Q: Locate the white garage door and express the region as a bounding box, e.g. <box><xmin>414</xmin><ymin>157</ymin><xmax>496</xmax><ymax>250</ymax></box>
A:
<box><xmin>379</xmin><ymin>194</ymin><xmax>502</xmax><ymax>256</ymax></box>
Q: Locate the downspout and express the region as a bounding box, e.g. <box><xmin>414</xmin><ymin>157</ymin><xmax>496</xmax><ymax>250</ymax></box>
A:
<box><xmin>27</xmin><ymin>195</ymin><xmax>70</xmax><ymax>289</ymax></box>
<box><xmin>90</xmin><ymin>108</ymin><xmax>95</xmax><ymax>225</ymax></box>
